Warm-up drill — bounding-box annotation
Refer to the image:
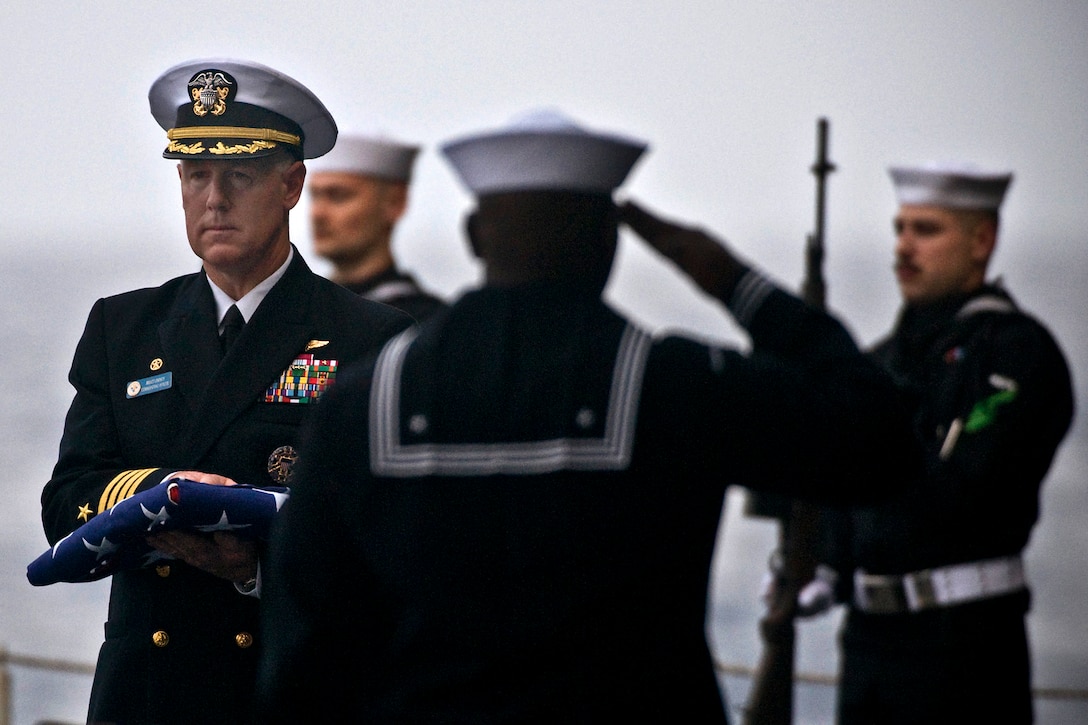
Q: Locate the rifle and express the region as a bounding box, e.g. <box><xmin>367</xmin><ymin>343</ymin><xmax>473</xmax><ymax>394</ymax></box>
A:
<box><xmin>742</xmin><ymin>118</ymin><xmax>835</xmax><ymax>725</ymax></box>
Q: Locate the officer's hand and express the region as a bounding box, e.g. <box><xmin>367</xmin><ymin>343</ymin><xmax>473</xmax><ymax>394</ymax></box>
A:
<box><xmin>618</xmin><ymin>199</ymin><xmax>745</xmax><ymax>299</ymax></box>
<box><xmin>147</xmin><ymin>530</ymin><xmax>258</xmax><ymax>583</ymax></box>
<box><xmin>168</xmin><ymin>470</ymin><xmax>238</xmax><ymax>486</ymax></box>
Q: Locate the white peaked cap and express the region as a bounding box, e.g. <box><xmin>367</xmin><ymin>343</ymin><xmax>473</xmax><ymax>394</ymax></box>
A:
<box><xmin>149</xmin><ymin>57</ymin><xmax>337</xmax><ymax>160</ymax></box>
<box><xmin>889</xmin><ymin>161</ymin><xmax>1013</xmax><ymax>211</ymax></box>
<box><xmin>307</xmin><ymin>133</ymin><xmax>421</xmax><ymax>182</ymax></box>
<box><xmin>440</xmin><ymin>108</ymin><xmax>648</xmax><ymax>195</ymax></box>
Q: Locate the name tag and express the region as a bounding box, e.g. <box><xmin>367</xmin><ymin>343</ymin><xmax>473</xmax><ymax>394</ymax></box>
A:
<box><xmin>126</xmin><ymin>372</ymin><xmax>173</xmax><ymax>399</ymax></box>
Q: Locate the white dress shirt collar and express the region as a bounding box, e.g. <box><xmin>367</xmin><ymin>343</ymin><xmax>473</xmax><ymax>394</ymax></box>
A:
<box><xmin>208</xmin><ymin>246</ymin><xmax>295</xmax><ymax>328</ymax></box>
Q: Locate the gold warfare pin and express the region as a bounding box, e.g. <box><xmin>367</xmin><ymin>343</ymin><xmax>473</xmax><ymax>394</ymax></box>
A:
<box><xmin>267</xmin><ymin>445</ymin><xmax>298</xmax><ymax>484</ymax></box>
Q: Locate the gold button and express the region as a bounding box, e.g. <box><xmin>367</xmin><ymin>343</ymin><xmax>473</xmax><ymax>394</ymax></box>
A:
<box><xmin>155</xmin><ymin>564</ymin><xmax>171</xmax><ymax>578</ymax></box>
<box><xmin>152</xmin><ymin>631</ymin><xmax>170</xmax><ymax>648</ymax></box>
<box><xmin>235</xmin><ymin>632</ymin><xmax>254</xmax><ymax>649</ymax></box>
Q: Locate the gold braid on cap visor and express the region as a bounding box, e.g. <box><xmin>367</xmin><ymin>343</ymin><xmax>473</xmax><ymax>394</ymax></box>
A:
<box><xmin>167</xmin><ymin>125</ymin><xmax>302</xmax><ymax>148</ymax></box>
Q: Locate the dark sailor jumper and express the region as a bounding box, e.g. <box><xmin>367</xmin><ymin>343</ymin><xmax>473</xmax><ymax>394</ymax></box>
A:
<box><xmin>827</xmin><ymin>283</ymin><xmax>1074</xmax><ymax>722</ymax></box>
<box><xmin>256</xmin><ymin>107</ymin><xmax>917</xmax><ymax>724</ymax></box>
<box><xmin>258</xmin><ymin>271</ymin><xmax>915</xmax><ymax>723</ymax></box>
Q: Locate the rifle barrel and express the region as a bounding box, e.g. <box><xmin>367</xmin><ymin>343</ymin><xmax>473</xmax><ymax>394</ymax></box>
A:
<box><xmin>804</xmin><ymin>118</ymin><xmax>835</xmax><ymax>310</ymax></box>
<box><xmin>744</xmin><ymin>118</ymin><xmax>835</xmax><ymax>725</ymax></box>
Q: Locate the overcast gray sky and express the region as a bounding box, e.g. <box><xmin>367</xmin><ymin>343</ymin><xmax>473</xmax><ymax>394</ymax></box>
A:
<box><xmin>3</xmin><ymin>5</ymin><xmax>1087</xmax><ymax>720</ymax></box>
<box><xmin>4</xmin><ymin>1</ymin><xmax>1086</xmax><ymax>346</ymax></box>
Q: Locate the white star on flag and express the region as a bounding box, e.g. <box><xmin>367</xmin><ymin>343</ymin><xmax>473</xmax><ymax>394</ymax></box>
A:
<box><xmin>141</xmin><ymin>503</ymin><xmax>171</xmax><ymax>530</ymax></box>
<box><xmin>195</xmin><ymin>510</ymin><xmax>252</xmax><ymax>533</ymax></box>
<box><xmin>83</xmin><ymin>536</ymin><xmax>120</xmax><ymax>561</ymax></box>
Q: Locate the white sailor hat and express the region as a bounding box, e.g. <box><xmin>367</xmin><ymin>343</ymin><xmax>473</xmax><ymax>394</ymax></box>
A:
<box><xmin>308</xmin><ymin>132</ymin><xmax>421</xmax><ymax>182</ymax></box>
<box><xmin>440</xmin><ymin>108</ymin><xmax>648</xmax><ymax>196</ymax></box>
<box><xmin>149</xmin><ymin>58</ymin><xmax>337</xmax><ymax>160</ymax></box>
<box><xmin>889</xmin><ymin>161</ymin><xmax>1013</xmax><ymax>211</ymax></box>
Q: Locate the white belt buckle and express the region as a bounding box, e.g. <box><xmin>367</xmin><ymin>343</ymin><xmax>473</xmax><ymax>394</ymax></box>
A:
<box><xmin>903</xmin><ymin>569</ymin><xmax>937</xmax><ymax>610</ymax></box>
<box><xmin>855</xmin><ymin>571</ymin><xmax>908</xmax><ymax>613</ymax></box>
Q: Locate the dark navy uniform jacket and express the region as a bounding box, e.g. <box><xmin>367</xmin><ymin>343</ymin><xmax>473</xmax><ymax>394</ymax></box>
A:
<box><xmin>256</xmin><ymin>271</ymin><xmax>916</xmax><ymax>724</ymax></box>
<box><xmin>342</xmin><ymin>265</ymin><xmax>448</xmax><ymax>324</ymax></box>
<box><xmin>824</xmin><ymin>284</ymin><xmax>1074</xmax><ymax>724</ymax></box>
<box><xmin>830</xmin><ymin>284</ymin><xmax>1073</xmax><ymax>580</ymax></box>
<box><xmin>41</xmin><ymin>249</ymin><xmax>411</xmax><ymax>725</ymax></box>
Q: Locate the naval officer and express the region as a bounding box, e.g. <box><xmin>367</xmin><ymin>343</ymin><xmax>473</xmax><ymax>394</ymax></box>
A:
<box><xmin>308</xmin><ymin>131</ymin><xmax>447</xmax><ymax>322</ymax></box>
<box><xmin>40</xmin><ymin>57</ymin><xmax>412</xmax><ymax>724</ymax></box>
<box><xmin>254</xmin><ymin>109</ymin><xmax>917</xmax><ymax>723</ymax></box>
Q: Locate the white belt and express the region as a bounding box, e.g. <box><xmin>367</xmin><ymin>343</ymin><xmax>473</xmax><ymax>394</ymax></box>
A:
<box><xmin>853</xmin><ymin>555</ymin><xmax>1026</xmax><ymax>614</ymax></box>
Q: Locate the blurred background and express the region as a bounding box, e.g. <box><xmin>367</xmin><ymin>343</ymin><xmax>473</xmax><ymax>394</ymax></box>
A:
<box><xmin>2</xmin><ymin>2</ymin><xmax>1085</xmax><ymax>722</ymax></box>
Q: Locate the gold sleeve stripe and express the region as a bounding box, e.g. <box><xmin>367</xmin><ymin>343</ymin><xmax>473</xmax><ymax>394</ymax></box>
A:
<box><xmin>99</xmin><ymin>468</ymin><xmax>158</xmax><ymax>513</ymax></box>
<box><xmin>167</xmin><ymin>126</ymin><xmax>302</xmax><ymax>147</ymax></box>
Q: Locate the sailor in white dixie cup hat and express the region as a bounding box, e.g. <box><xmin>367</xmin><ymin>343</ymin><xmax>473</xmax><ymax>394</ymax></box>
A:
<box><xmin>254</xmin><ymin>107</ymin><xmax>921</xmax><ymax>723</ymax></box>
<box><xmin>309</xmin><ymin>133</ymin><xmax>420</xmax><ymax>181</ymax></box>
<box><xmin>809</xmin><ymin>157</ymin><xmax>1074</xmax><ymax>725</ymax></box>
<box><xmin>306</xmin><ymin>130</ymin><xmax>446</xmax><ymax>322</ymax></box>
<box><xmin>441</xmin><ymin>107</ymin><xmax>647</xmax><ymax>195</ymax></box>
<box><xmin>882</xmin><ymin>161</ymin><xmax>1013</xmax><ymax>306</ymax></box>
<box><xmin>437</xmin><ymin>107</ymin><xmax>647</xmax><ymax>292</ymax></box>
<box><xmin>889</xmin><ymin>161</ymin><xmax>1012</xmax><ymax>211</ymax></box>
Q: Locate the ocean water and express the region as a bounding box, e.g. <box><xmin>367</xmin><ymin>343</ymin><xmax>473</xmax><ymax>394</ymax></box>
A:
<box><xmin>2</xmin><ymin>245</ymin><xmax>1084</xmax><ymax>724</ymax></box>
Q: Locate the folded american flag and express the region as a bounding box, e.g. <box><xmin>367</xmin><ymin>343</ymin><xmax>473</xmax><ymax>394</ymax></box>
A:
<box><xmin>28</xmin><ymin>478</ymin><xmax>289</xmax><ymax>586</ymax></box>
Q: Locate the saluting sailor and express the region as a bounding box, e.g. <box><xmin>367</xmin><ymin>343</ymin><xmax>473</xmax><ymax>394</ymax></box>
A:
<box><xmin>39</xmin><ymin>58</ymin><xmax>412</xmax><ymax>725</ymax></box>
<box><xmin>816</xmin><ymin>163</ymin><xmax>1075</xmax><ymax>724</ymax></box>
<box><xmin>253</xmin><ymin>109</ymin><xmax>918</xmax><ymax>723</ymax></box>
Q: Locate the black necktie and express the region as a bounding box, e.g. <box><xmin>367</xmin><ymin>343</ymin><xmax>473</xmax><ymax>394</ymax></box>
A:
<box><xmin>220</xmin><ymin>304</ymin><xmax>245</xmax><ymax>354</ymax></box>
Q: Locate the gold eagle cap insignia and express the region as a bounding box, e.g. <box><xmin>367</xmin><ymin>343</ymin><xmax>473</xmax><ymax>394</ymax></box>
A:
<box><xmin>305</xmin><ymin>339</ymin><xmax>330</xmax><ymax>351</ymax></box>
<box><xmin>188</xmin><ymin>70</ymin><xmax>232</xmax><ymax>117</ymax></box>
